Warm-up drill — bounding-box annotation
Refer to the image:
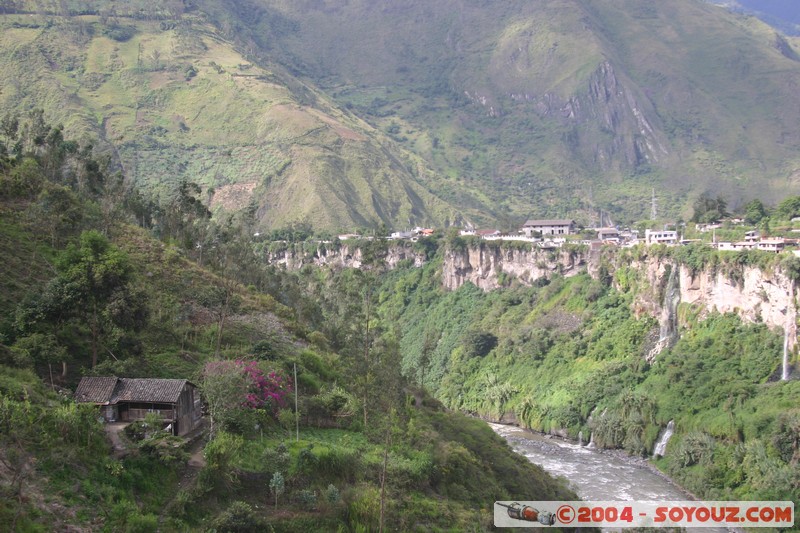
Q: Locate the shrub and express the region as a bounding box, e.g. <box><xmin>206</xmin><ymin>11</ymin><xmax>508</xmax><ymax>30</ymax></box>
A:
<box><xmin>261</xmin><ymin>444</ymin><xmax>291</xmax><ymax>474</ymax></box>
<box><xmin>325</xmin><ymin>484</ymin><xmax>340</xmax><ymax>504</ymax></box>
<box><xmin>139</xmin><ymin>435</ymin><xmax>188</xmax><ymax>465</ymax></box>
<box><xmin>104</xmin><ymin>24</ymin><xmax>137</xmax><ymax>42</ymax></box>
<box><xmin>126</xmin><ymin>513</ymin><xmax>158</xmax><ymax>533</ymax></box>
<box><xmin>297</xmin><ymin>489</ymin><xmax>317</xmax><ymax>508</ymax></box>
<box><xmin>211</xmin><ymin>501</ymin><xmax>263</xmax><ymax>533</ymax></box>
<box><xmin>673</xmin><ymin>432</ymin><xmax>716</xmax><ymax>467</ymax></box>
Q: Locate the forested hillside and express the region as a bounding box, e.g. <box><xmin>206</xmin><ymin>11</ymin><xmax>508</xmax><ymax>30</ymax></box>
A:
<box><xmin>0</xmin><ymin>114</ymin><xmax>578</xmax><ymax>531</ymax></box>
<box><xmin>368</xmin><ymin>242</ymin><xmax>800</xmax><ymax>508</ymax></box>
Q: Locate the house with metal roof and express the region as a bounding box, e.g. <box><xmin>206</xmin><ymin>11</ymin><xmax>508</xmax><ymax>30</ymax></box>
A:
<box><xmin>521</xmin><ymin>219</ymin><xmax>575</xmax><ymax>237</ymax></box>
<box><xmin>75</xmin><ymin>377</ymin><xmax>202</xmax><ymax>436</ymax></box>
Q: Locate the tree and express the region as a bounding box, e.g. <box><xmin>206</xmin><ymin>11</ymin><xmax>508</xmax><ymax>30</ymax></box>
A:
<box><xmin>269</xmin><ymin>471</ymin><xmax>285</xmax><ymax>508</ymax></box>
<box><xmin>11</xmin><ymin>333</ymin><xmax>67</xmax><ymax>388</ymax></box>
<box><xmin>461</xmin><ymin>329</ymin><xmax>498</xmax><ymax>358</ymax></box>
<box><xmin>201</xmin><ymin>359</ymin><xmax>292</xmax><ymax>436</ymax></box>
<box><xmin>56</xmin><ymin>231</ymin><xmax>136</xmax><ymax>368</ymax></box>
<box><xmin>418</xmin><ymin>329</ymin><xmax>439</xmax><ymax>389</ymax></box>
<box><xmin>202</xmin><ymin>360</ymin><xmax>251</xmax><ymax>437</ymax></box>
<box><xmin>159</xmin><ymin>180</ymin><xmax>211</xmax><ymax>246</ymax></box>
<box><xmin>691</xmin><ymin>193</ymin><xmax>728</xmax><ymax>223</ymax></box>
<box><xmin>744</xmin><ymin>199</ymin><xmax>768</xmax><ymax>225</ymax></box>
<box><xmin>31</xmin><ymin>183</ymin><xmax>83</xmax><ymax>246</ymax></box>
<box><xmin>198</xmin><ymin>281</ymin><xmax>240</xmax><ymax>356</ymax></box>
<box><xmin>777</xmin><ymin>196</ymin><xmax>800</xmax><ymax>220</ymax></box>
<box><xmin>150</xmin><ymin>49</ymin><xmax>161</xmax><ymax>70</ymax></box>
<box><xmin>16</xmin><ymin>230</ymin><xmax>144</xmax><ymax>370</ymax></box>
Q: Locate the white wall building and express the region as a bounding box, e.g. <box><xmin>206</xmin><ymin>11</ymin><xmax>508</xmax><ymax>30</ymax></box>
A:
<box><xmin>645</xmin><ymin>229</ymin><xmax>678</xmax><ymax>245</ymax></box>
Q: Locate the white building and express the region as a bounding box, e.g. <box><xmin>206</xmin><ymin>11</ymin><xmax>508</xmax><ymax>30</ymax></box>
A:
<box><xmin>645</xmin><ymin>229</ymin><xmax>678</xmax><ymax>245</ymax></box>
<box><xmin>596</xmin><ymin>227</ymin><xmax>620</xmax><ymax>242</ymax></box>
<box><xmin>521</xmin><ymin>219</ymin><xmax>575</xmax><ymax>237</ymax></box>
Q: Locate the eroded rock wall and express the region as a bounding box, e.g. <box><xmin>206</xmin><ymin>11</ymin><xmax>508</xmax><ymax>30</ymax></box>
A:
<box><xmin>627</xmin><ymin>256</ymin><xmax>797</xmax><ymax>351</ymax></box>
<box><xmin>441</xmin><ymin>244</ymin><xmax>587</xmax><ymax>291</ymax></box>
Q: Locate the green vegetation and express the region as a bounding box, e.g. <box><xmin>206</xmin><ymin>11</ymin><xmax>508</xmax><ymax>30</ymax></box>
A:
<box><xmin>376</xmin><ymin>248</ymin><xmax>800</xmax><ymax>509</ymax></box>
<box><xmin>0</xmin><ymin>117</ymin><xmax>578</xmax><ymax>530</ymax></box>
<box><xmin>3</xmin><ymin>0</ymin><xmax>800</xmax><ymax>230</ymax></box>
<box><xmin>5</xmin><ymin>2</ymin><xmax>800</xmax><ymax>528</ymax></box>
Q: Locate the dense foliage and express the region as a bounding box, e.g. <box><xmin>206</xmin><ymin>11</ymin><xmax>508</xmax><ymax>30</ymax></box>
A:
<box><xmin>376</xmin><ymin>252</ymin><xmax>800</xmax><ymax>509</ymax></box>
<box><xmin>0</xmin><ymin>119</ymin><xmax>579</xmax><ymax>531</ymax></box>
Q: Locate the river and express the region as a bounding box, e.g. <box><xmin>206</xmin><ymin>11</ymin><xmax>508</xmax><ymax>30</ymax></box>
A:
<box><xmin>490</xmin><ymin>423</ymin><xmax>688</xmax><ymax>501</ymax></box>
<box><xmin>490</xmin><ymin>423</ymin><xmax>734</xmax><ymax>532</ymax></box>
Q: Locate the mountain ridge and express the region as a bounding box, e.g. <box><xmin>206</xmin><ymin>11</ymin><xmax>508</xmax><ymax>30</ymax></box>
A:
<box><xmin>2</xmin><ymin>0</ymin><xmax>800</xmax><ymax>228</ymax></box>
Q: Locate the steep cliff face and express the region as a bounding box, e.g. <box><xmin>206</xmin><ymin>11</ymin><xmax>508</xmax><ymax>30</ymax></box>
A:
<box><xmin>441</xmin><ymin>244</ymin><xmax>586</xmax><ymax>291</ymax></box>
<box><xmin>562</xmin><ymin>61</ymin><xmax>671</xmax><ymax>171</ymax></box>
<box><xmin>264</xmin><ymin>241</ymin><xmax>798</xmax><ymax>353</ymax></box>
<box><xmin>264</xmin><ymin>243</ymin><xmax>427</xmax><ymax>270</ymax></box>
<box><xmin>440</xmin><ymin>243</ymin><xmax>797</xmax><ymax>352</ymax></box>
<box><xmin>627</xmin><ymin>257</ymin><xmax>798</xmax><ymax>351</ymax></box>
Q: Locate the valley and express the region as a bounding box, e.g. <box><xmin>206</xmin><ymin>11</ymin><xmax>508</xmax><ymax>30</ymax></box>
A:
<box><xmin>2</xmin><ymin>0</ymin><xmax>800</xmax><ymax>530</ymax></box>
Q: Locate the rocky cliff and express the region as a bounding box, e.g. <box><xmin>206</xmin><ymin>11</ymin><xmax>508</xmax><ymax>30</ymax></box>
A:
<box><xmin>439</xmin><ymin>243</ymin><xmax>797</xmax><ymax>353</ymax></box>
<box><xmin>263</xmin><ymin>240</ymin><xmax>798</xmax><ymax>352</ymax></box>
<box><xmin>263</xmin><ymin>242</ymin><xmax>428</xmax><ymax>270</ymax></box>
<box><xmin>441</xmin><ymin>243</ymin><xmax>587</xmax><ymax>291</ymax></box>
<box><xmin>625</xmin><ymin>256</ymin><xmax>797</xmax><ymax>353</ymax></box>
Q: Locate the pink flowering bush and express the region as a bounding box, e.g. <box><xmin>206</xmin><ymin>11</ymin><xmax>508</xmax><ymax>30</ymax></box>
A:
<box><xmin>203</xmin><ymin>359</ymin><xmax>292</xmax><ymax>417</ymax></box>
<box><xmin>241</xmin><ymin>361</ymin><xmax>292</xmax><ymax>411</ymax></box>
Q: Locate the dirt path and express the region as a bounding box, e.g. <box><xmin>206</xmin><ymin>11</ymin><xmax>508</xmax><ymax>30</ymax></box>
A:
<box><xmin>159</xmin><ymin>428</ymin><xmax>208</xmax><ymax>526</ymax></box>
<box><xmin>104</xmin><ymin>422</ymin><xmax>130</xmax><ymax>458</ymax></box>
<box><xmin>186</xmin><ymin>436</ymin><xmax>206</xmax><ymax>469</ymax></box>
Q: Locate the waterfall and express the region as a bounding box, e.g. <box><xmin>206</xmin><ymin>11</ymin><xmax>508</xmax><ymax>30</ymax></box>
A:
<box><xmin>647</xmin><ymin>265</ymin><xmax>680</xmax><ymax>363</ymax></box>
<box><xmin>783</xmin><ymin>325</ymin><xmax>791</xmax><ymax>381</ymax></box>
<box><xmin>578</xmin><ymin>430</ymin><xmax>584</xmax><ymax>446</ymax></box>
<box><xmin>653</xmin><ymin>420</ymin><xmax>675</xmax><ymax>457</ymax></box>
<box><xmin>783</xmin><ymin>280</ymin><xmax>796</xmax><ymax>381</ymax></box>
<box><xmin>587</xmin><ymin>432</ymin><xmax>595</xmax><ymax>448</ymax></box>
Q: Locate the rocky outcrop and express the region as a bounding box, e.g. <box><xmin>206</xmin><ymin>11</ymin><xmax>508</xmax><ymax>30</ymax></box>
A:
<box><xmin>627</xmin><ymin>257</ymin><xmax>798</xmax><ymax>351</ymax></box>
<box><xmin>264</xmin><ymin>242</ymin><xmax>427</xmax><ymax>270</ymax></box>
<box><xmin>264</xmin><ymin>240</ymin><xmax>798</xmax><ymax>352</ymax></box>
<box><xmin>442</xmin><ymin>243</ymin><xmax>587</xmax><ymax>291</ymax></box>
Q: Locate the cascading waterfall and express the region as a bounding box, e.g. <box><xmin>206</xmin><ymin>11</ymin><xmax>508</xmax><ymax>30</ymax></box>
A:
<box><xmin>647</xmin><ymin>265</ymin><xmax>680</xmax><ymax>363</ymax></box>
<box><xmin>586</xmin><ymin>408</ymin><xmax>604</xmax><ymax>449</ymax></box>
<box><xmin>783</xmin><ymin>324</ymin><xmax>791</xmax><ymax>381</ymax></box>
<box><xmin>783</xmin><ymin>280</ymin><xmax>795</xmax><ymax>381</ymax></box>
<box><xmin>653</xmin><ymin>420</ymin><xmax>675</xmax><ymax>457</ymax></box>
<box><xmin>578</xmin><ymin>430</ymin><xmax>584</xmax><ymax>446</ymax></box>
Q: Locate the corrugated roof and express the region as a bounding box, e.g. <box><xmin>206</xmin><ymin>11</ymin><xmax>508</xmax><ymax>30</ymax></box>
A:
<box><xmin>75</xmin><ymin>377</ymin><xmax>190</xmax><ymax>405</ymax></box>
<box><xmin>75</xmin><ymin>376</ymin><xmax>118</xmax><ymax>404</ymax></box>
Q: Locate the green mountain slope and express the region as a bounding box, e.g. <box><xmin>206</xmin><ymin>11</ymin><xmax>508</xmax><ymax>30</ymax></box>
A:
<box><xmin>244</xmin><ymin>0</ymin><xmax>800</xmax><ymax>221</ymax></box>
<box><xmin>3</xmin><ymin>0</ymin><xmax>800</xmax><ymax>228</ymax></box>
<box><xmin>0</xmin><ymin>132</ymin><xmax>579</xmax><ymax>530</ymax></box>
<box><xmin>0</xmin><ymin>7</ymin><xmax>465</xmax><ymax>230</ymax></box>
